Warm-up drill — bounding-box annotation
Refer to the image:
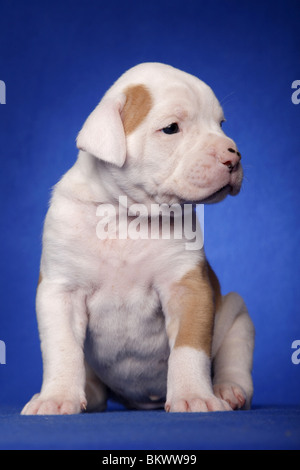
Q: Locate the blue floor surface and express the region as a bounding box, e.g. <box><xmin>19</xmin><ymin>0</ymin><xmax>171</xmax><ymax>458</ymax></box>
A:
<box><xmin>0</xmin><ymin>403</ymin><xmax>300</xmax><ymax>450</ymax></box>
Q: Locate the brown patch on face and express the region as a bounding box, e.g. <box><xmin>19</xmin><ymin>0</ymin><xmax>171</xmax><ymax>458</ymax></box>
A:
<box><xmin>122</xmin><ymin>84</ymin><xmax>152</xmax><ymax>135</ymax></box>
<box><xmin>169</xmin><ymin>262</ymin><xmax>215</xmax><ymax>356</ymax></box>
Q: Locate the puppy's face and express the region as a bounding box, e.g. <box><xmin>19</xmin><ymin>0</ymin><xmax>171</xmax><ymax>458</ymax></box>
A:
<box><xmin>77</xmin><ymin>63</ymin><xmax>243</xmax><ymax>205</ymax></box>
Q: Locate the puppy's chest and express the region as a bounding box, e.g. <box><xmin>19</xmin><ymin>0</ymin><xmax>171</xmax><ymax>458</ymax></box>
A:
<box><xmin>88</xmin><ymin>237</ymin><xmax>159</xmax><ymax>292</ymax></box>
<box><xmin>87</xmin><ymin>254</ymin><xmax>157</xmax><ymax>315</ymax></box>
<box><xmin>82</xmin><ymin>220</ymin><xmax>163</xmax><ymax>311</ymax></box>
<box><xmin>68</xmin><ymin>207</ymin><xmax>161</xmax><ymax>283</ymax></box>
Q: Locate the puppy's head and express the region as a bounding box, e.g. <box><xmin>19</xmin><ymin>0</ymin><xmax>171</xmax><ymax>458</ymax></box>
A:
<box><xmin>77</xmin><ymin>63</ymin><xmax>243</xmax><ymax>205</ymax></box>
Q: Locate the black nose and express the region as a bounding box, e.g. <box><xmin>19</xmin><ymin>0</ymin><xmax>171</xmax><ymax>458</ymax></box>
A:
<box><xmin>228</xmin><ymin>147</ymin><xmax>241</xmax><ymax>157</ymax></box>
<box><xmin>223</xmin><ymin>148</ymin><xmax>241</xmax><ymax>173</ymax></box>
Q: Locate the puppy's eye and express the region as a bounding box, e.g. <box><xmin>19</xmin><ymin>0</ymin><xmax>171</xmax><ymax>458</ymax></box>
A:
<box><xmin>161</xmin><ymin>123</ymin><xmax>180</xmax><ymax>134</ymax></box>
<box><xmin>220</xmin><ymin>119</ymin><xmax>226</xmax><ymax>128</ymax></box>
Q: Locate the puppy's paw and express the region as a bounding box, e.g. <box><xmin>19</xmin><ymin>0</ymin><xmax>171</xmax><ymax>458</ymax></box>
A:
<box><xmin>213</xmin><ymin>382</ymin><xmax>246</xmax><ymax>410</ymax></box>
<box><xmin>165</xmin><ymin>394</ymin><xmax>232</xmax><ymax>412</ymax></box>
<box><xmin>21</xmin><ymin>393</ymin><xmax>87</xmax><ymax>415</ymax></box>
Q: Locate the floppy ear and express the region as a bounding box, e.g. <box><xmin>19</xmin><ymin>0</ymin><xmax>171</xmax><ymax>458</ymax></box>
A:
<box><xmin>76</xmin><ymin>93</ymin><xmax>127</xmax><ymax>167</ymax></box>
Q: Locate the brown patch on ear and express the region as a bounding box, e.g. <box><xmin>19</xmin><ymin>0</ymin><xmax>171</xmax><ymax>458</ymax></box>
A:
<box><xmin>38</xmin><ymin>272</ymin><xmax>42</xmax><ymax>288</ymax></box>
<box><xmin>206</xmin><ymin>261</ymin><xmax>222</xmax><ymax>312</ymax></box>
<box><xmin>169</xmin><ymin>263</ymin><xmax>215</xmax><ymax>356</ymax></box>
<box><xmin>122</xmin><ymin>84</ymin><xmax>152</xmax><ymax>135</ymax></box>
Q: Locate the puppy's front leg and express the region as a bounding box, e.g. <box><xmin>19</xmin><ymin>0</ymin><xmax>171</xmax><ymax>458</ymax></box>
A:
<box><xmin>21</xmin><ymin>278</ymin><xmax>88</xmax><ymax>415</ymax></box>
<box><xmin>164</xmin><ymin>263</ymin><xmax>231</xmax><ymax>412</ymax></box>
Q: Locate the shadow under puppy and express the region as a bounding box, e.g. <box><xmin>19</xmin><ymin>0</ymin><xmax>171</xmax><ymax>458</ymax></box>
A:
<box><xmin>22</xmin><ymin>63</ymin><xmax>255</xmax><ymax>415</ymax></box>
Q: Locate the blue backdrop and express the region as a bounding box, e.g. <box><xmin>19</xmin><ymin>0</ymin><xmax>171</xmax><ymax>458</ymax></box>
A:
<box><xmin>0</xmin><ymin>0</ymin><xmax>299</xmax><ymax>408</ymax></box>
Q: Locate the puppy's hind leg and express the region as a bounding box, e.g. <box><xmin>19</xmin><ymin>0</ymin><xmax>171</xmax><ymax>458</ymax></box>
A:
<box><xmin>84</xmin><ymin>362</ymin><xmax>108</xmax><ymax>412</ymax></box>
<box><xmin>212</xmin><ymin>292</ymin><xmax>255</xmax><ymax>410</ymax></box>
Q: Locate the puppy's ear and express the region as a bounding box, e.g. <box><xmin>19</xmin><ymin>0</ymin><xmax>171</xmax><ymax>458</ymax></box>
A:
<box><xmin>76</xmin><ymin>94</ymin><xmax>127</xmax><ymax>167</ymax></box>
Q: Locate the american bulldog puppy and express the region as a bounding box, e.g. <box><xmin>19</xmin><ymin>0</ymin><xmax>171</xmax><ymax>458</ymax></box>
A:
<box><xmin>22</xmin><ymin>63</ymin><xmax>254</xmax><ymax>415</ymax></box>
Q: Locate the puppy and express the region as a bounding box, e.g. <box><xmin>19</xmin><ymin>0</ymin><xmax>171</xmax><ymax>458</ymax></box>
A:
<box><xmin>22</xmin><ymin>63</ymin><xmax>254</xmax><ymax>415</ymax></box>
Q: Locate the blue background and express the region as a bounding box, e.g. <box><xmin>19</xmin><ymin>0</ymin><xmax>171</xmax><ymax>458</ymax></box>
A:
<box><xmin>0</xmin><ymin>0</ymin><xmax>299</xmax><ymax>409</ymax></box>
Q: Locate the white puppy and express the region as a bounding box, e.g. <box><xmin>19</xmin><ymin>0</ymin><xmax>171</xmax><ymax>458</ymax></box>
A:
<box><xmin>22</xmin><ymin>63</ymin><xmax>254</xmax><ymax>415</ymax></box>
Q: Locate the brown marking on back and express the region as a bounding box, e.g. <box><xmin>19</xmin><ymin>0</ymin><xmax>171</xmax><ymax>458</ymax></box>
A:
<box><xmin>122</xmin><ymin>84</ymin><xmax>152</xmax><ymax>135</ymax></box>
<box><xmin>206</xmin><ymin>261</ymin><xmax>222</xmax><ymax>312</ymax></box>
<box><xmin>168</xmin><ymin>262</ymin><xmax>215</xmax><ymax>356</ymax></box>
